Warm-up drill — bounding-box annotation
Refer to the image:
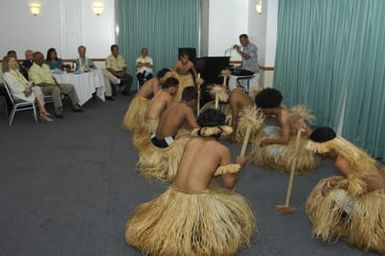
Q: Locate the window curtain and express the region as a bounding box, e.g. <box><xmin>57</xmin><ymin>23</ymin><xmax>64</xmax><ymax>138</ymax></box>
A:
<box><xmin>117</xmin><ymin>0</ymin><xmax>200</xmax><ymax>77</ymax></box>
<box><xmin>274</xmin><ymin>0</ymin><xmax>385</xmax><ymax>159</ymax></box>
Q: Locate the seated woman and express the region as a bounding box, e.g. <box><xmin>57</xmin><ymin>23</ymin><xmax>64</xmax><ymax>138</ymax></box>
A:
<box><xmin>125</xmin><ymin>109</ymin><xmax>256</xmax><ymax>255</ymax></box>
<box><xmin>305</xmin><ymin>127</ymin><xmax>385</xmax><ymax>254</ymax></box>
<box><xmin>172</xmin><ymin>53</ymin><xmax>197</xmax><ymax>101</ymax></box>
<box><xmin>2</xmin><ymin>56</ymin><xmax>52</xmax><ymax>121</ymax></box>
<box><xmin>250</xmin><ymin>88</ymin><xmax>318</xmax><ymax>174</ymax></box>
<box><xmin>45</xmin><ymin>48</ymin><xmax>64</xmax><ymax>70</ymax></box>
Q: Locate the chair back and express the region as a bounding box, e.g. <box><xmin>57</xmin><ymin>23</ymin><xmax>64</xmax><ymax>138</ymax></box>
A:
<box><xmin>2</xmin><ymin>80</ymin><xmax>16</xmax><ymax>105</ymax></box>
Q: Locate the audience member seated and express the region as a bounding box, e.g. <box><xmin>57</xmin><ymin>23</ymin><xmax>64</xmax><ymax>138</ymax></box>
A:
<box><xmin>7</xmin><ymin>50</ymin><xmax>29</xmax><ymax>80</ymax></box>
<box><xmin>76</xmin><ymin>45</ymin><xmax>114</xmax><ymax>101</ymax></box>
<box><xmin>2</xmin><ymin>56</ymin><xmax>52</xmax><ymax>121</ymax></box>
<box><xmin>29</xmin><ymin>51</ymin><xmax>83</xmax><ymax>119</ymax></box>
<box><xmin>75</xmin><ymin>45</ymin><xmax>96</xmax><ymax>71</ymax></box>
<box><xmin>45</xmin><ymin>48</ymin><xmax>65</xmax><ymax>70</ymax></box>
<box><xmin>136</xmin><ymin>47</ymin><xmax>154</xmax><ymax>86</ymax></box>
<box><xmin>22</xmin><ymin>49</ymin><xmax>34</xmax><ymax>70</ymax></box>
<box><xmin>105</xmin><ymin>44</ymin><xmax>133</xmax><ymax>96</ymax></box>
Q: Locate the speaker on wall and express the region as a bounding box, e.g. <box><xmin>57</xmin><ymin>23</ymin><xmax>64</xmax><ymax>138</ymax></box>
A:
<box><xmin>178</xmin><ymin>48</ymin><xmax>196</xmax><ymax>64</ymax></box>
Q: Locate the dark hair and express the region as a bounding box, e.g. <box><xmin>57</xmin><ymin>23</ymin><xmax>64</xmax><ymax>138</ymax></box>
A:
<box><xmin>6</xmin><ymin>50</ymin><xmax>16</xmax><ymax>57</ymax></box>
<box><xmin>309</xmin><ymin>127</ymin><xmax>337</xmax><ymax>142</ymax></box>
<box><xmin>46</xmin><ymin>48</ymin><xmax>58</xmax><ymax>61</ymax></box>
<box><xmin>179</xmin><ymin>52</ymin><xmax>190</xmax><ymax>59</ymax></box>
<box><xmin>198</xmin><ymin>109</ymin><xmax>226</xmax><ymax>127</ymax></box>
<box><xmin>181</xmin><ymin>87</ymin><xmax>197</xmax><ymax>102</ymax></box>
<box><xmin>254</xmin><ymin>88</ymin><xmax>283</xmax><ymax>108</ymax></box>
<box><xmin>157</xmin><ymin>68</ymin><xmax>170</xmax><ymax>78</ymax></box>
<box><xmin>239</xmin><ymin>34</ymin><xmax>248</xmax><ymax>39</ymax></box>
<box><xmin>161</xmin><ymin>77</ymin><xmax>179</xmax><ymax>89</ymax></box>
<box><xmin>110</xmin><ymin>44</ymin><xmax>119</xmax><ymax>51</ymax></box>
<box><xmin>33</xmin><ymin>51</ymin><xmax>42</xmax><ymax>59</ymax></box>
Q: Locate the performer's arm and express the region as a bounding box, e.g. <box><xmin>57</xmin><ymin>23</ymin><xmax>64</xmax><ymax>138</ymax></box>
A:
<box><xmin>185</xmin><ymin>108</ymin><xmax>199</xmax><ymax>130</ymax></box>
<box><xmin>260</xmin><ymin>114</ymin><xmax>290</xmax><ymax>146</ymax></box>
<box><xmin>221</xmin><ymin>147</ymin><xmax>238</xmax><ymax>189</ymax></box>
<box><xmin>190</xmin><ymin>62</ymin><xmax>198</xmax><ymax>78</ymax></box>
<box><xmin>335</xmin><ymin>156</ymin><xmax>354</xmax><ymax>178</ymax></box>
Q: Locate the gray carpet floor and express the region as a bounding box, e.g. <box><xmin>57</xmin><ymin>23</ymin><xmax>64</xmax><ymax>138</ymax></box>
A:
<box><xmin>0</xmin><ymin>96</ymin><xmax>379</xmax><ymax>256</ymax></box>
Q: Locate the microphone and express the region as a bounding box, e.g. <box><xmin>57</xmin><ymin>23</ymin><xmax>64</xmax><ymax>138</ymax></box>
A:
<box><xmin>224</xmin><ymin>47</ymin><xmax>236</xmax><ymax>56</ymax></box>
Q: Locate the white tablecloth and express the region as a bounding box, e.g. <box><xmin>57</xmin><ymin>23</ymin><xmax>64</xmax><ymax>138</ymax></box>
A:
<box><xmin>53</xmin><ymin>70</ymin><xmax>106</xmax><ymax>106</ymax></box>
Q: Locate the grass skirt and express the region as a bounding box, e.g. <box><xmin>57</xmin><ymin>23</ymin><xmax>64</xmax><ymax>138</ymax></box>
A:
<box><xmin>175</xmin><ymin>74</ymin><xmax>194</xmax><ymax>101</ymax></box>
<box><xmin>306</xmin><ymin>176</ymin><xmax>385</xmax><ymax>253</ymax></box>
<box><xmin>122</xmin><ymin>96</ymin><xmax>148</xmax><ymax>132</ymax></box>
<box><xmin>137</xmin><ymin>134</ymin><xmax>191</xmax><ymax>181</ymax></box>
<box><xmin>132</xmin><ymin>119</ymin><xmax>158</xmax><ymax>152</ymax></box>
<box><xmin>125</xmin><ymin>184</ymin><xmax>256</xmax><ymax>256</ymax></box>
<box><xmin>250</xmin><ymin>126</ymin><xmax>318</xmax><ymax>174</ymax></box>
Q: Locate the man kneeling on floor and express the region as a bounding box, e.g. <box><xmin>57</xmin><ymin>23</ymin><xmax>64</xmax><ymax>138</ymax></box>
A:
<box><xmin>138</xmin><ymin>87</ymin><xmax>199</xmax><ymax>181</ymax></box>
<box><xmin>151</xmin><ymin>86</ymin><xmax>199</xmax><ymax>148</ymax></box>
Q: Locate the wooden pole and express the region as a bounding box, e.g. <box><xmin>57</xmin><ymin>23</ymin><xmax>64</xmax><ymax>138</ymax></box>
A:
<box><xmin>214</xmin><ymin>94</ymin><xmax>219</xmax><ymax>109</ymax></box>
<box><xmin>240</xmin><ymin>126</ymin><xmax>252</xmax><ymax>157</ymax></box>
<box><xmin>276</xmin><ymin>129</ymin><xmax>303</xmax><ymax>214</ymax></box>
<box><xmin>196</xmin><ymin>73</ymin><xmax>201</xmax><ymax>115</ymax></box>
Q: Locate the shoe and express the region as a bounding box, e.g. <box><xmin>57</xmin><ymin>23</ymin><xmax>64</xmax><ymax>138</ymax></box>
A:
<box><xmin>55</xmin><ymin>113</ymin><xmax>64</xmax><ymax>119</ymax></box>
<box><xmin>40</xmin><ymin>114</ymin><xmax>54</xmax><ymax>122</ymax></box>
<box><xmin>72</xmin><ymin>104</ymin><xmax>84</xmax><ymax>112</ymax></box>
<box><xmin>105</xmin><ymin>96</ymin><xmax>115</xmax><ymax>101</ymax></box>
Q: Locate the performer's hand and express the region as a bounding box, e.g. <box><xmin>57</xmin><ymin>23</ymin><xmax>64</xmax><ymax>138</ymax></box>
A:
<box><xmin>321</xmin><ymin>180</ymin><xmax>336</xmax><ymax>197</ymax></box>
<box><xmin>236</xmin><ymin>156</ymin><xmax>248</xmax><ymax>168</ymax></box>
<box><xmin>229</xmin><ymin>133</ymin><xmax>237</xmax><ymax>144</ymax></box>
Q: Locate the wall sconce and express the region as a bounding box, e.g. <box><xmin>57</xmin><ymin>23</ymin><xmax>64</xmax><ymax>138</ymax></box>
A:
<box><xmin>29</xmin><ymin>3</ymin><xmax>41</xmax><ymax>16</ymax></box>
<box><xmin>92</xmin><ymin>2</ymin><xmax>104</xmax><ymax>16</ymax></box>
<box><xmin>256</xmin><ymin>0</ymin><xmax>263</xmax><ymax>14</ymax></box>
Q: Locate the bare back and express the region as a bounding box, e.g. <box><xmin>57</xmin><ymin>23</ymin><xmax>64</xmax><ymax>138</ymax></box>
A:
<box><xmin>173</xmin><ymin>138</ymin><xmax>231</xmax><ymax>193</ymax></box>
<box><xmin>146</xmin><ymin>90</ymin><xmax>173</xmax><ymax>120</ymax></box>
<box><xmin>156</xmin><ymin>102</ymin><xmax>198</xmax><ymax>138</ymax></box>
<box><xmin>137</xmin><ymin>78</ymin><xmax>160</xmax><ymax>99</ymax></box>
<box><xmin>335</xmin><ymin>155</ymin><xmax>385</xmax><ymax>192</ymax></box>
<box><xmin>230</xmin><ymin>89</ymin><xmax>253</xmax><ymax>126</ymax></box>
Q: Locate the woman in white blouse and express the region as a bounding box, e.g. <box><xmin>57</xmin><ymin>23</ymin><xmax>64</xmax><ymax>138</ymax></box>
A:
<box><xmin>2</xmin><ymin>56</ymin><xmax>53</xmax><ymax>121</ymax></box>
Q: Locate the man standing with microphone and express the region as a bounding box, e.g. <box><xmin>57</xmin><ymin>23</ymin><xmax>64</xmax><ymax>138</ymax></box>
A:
<box><xmin>233</xmin><ymin>34</ymin><xmax>259</xmax><ymax>74</ymax></box>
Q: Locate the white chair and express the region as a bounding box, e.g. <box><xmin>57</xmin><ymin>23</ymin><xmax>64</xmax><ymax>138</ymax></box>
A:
<box><xmin>3</xmin><ymin>81</ymin><xmax>38</xmax><ymax>126</ymax></box>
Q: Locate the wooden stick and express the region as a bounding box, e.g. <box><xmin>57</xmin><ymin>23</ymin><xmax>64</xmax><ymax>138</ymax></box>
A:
<box><xmin>197</xmin><ymin>88</ymin><xmax>201</xmax><ymax>115</ymax></box>
<box><xmin>276</xmin><ymin>129</ymin><xmax>303</xmax><ymax>214</ymax></box>
<box><xmin>214</xmin><ymin>94</ymin><xmax>219</xmax><ymax>109</ymax></box>
<box><xmin>196</xmin><ymin>73</ymin><xmax>201</xmax><ymax>115</ymax></box>
<box><xmin>222</xmin><ymin>75</ymin><xmax>227</xmax><ymax>86</ymax></box>
<box><xmin>240</xmin><ymin>126</ymin><xmax>251</xmax><ymax>157</ymax></box>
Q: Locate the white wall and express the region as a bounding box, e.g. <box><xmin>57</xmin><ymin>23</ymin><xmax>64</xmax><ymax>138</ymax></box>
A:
<box><xmin>0</xmin><ymin>0</ymin><xmax>115</xmax><ymax>59</ymax></box>
<box><xmin>207</xmin><ymin>0</ymin><xmax>249</xmax><ymax>61</ymax></box>
<box><xmin>206</xmin><ymin>0</ymin><xmax>278</xmax><ymax>67</ymax></box>
<box><xmin>247</xmin><ymin>0</ymin><xmax>278</xmax><ymax>67</ymax></box>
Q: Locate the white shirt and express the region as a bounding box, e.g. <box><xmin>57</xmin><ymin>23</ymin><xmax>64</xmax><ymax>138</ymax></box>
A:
<box><xmin>136</xmin><ymin>56</ymin><xmax>153</xmax><ymax>74</ymax></box>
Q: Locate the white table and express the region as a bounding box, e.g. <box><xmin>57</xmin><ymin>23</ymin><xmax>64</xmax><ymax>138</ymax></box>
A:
<box><xmin>53</xmin><ymin>70</ymin><xmax>106</xmax><ymax>106</ymax></box>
